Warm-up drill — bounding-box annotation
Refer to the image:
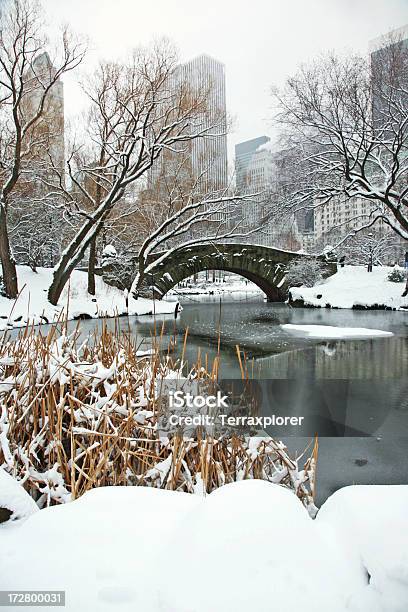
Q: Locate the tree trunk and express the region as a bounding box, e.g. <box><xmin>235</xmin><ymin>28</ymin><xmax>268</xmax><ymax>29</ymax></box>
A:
<box><xmin>48</xmin><ymin>217</ymin><xmax>107</xmax><ymax>305</ymax></box>
<box><xmin>0</xmin><ymin>204</ymin><xmax>18</xmax><ymax>298</ymax></box>
<box><xmin>48</xmin><ymin>265</ymin><xmax>73</xmax><ymax>307</ymax></box>
<box><xmin>87</xmin><ymin>236</ymin><xmax>97</xmax><ymax>295</ymax></box>
<box><xmin>402</xmin><ymin>277</ymin><xmax>408</xmax><ymax>298</ymax></box>
<box><xmin>132</xmin><ymin>251</ymin><xmax>147</xmax><ymax>298</ymax></box>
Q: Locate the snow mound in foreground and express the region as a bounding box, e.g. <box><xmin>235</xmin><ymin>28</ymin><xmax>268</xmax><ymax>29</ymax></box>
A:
<box><xmin>281</xmin><ymin>324</ymin><xmax>394</xmax><ymax>339</ymax></box>
<box><xmin>1</xmin><ymin>480</ymin><xmax>408</xmax><ymax>611</ymax></box>
<box><xmin>317</xmin><ymin>485</ymin><xmax>408</xmax><ymax>612</ymax></box>
<box><xmin>0</xmin><ymin>467</ymin><xmax>38</xmax><ymax>522</ymax></box>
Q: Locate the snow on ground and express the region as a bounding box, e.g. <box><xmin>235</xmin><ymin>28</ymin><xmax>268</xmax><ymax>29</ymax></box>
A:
<box><xmin>0</xmin><ymin>467</ymin><xmax>38</xmax><ymax>522</ymax></box>
<box><xmin>290</xmin><ymin>266</ymin><xmax>408</xmax><ymax>310</ymax></box>
<box><xmin>169</xmin><ymin>272</ymin><xmax>262</xmax><ymax>296</ymax></box>
<box><xmin>1</xmin><ymin>480</ymin><xmax>408</xmax><ymax>611</ymax></box>
<box><xmin>281</xmin><ymin>324</ymin><xmax>394</xmax><ymax>339</ymax></box>
<box><xmin>317</xmin><ymin>485</ymin><xmax>408</xmax><ymax>612</ymax></box>
<box><xmin>0</xmin><ymin>266</ymin><xmax>174</xmax><ymax>331</ymax></box>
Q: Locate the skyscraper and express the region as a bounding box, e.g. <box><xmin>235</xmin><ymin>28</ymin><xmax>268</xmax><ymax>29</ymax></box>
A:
<box><xmin>234</xmin><ymin>136</ymin><xmax>301</xmax><ymax>249</ymax></box>
<box><xmin>370</xmin><ymin>24</ymin><xmax>408</xmax><ymax>70</ymax></box>
<box><xmin>370</xmin><ymin>24</ymin><xmax>408</xmax><ymax>133</ymax></box>
<box><xmin>16</xmin><ymin>51</ymin><xmax>65</xmax><ymax>267</ymax></box>
<box><xmin>147</xmin><ymin>53</ymin><xmax>228</xmax><ymax>208</ymax></box>
<box><xmin>23</xmin><ymin>51</ymin><xmax>65</xmax><ymax>177</ymax></box>
<box><xmin>174</xmin><ymin>54</ymin><xmax>228</xmax><ymax>193</ymax></box>
<box><xmin>144</xmin><ymin>53</ymin><xmax>228</xmax><ymax>254</ymax></box>
<box><xmin>235</xmin><ymin>136</ymin><xmax>271</xmax><ymax>192</ymax></box>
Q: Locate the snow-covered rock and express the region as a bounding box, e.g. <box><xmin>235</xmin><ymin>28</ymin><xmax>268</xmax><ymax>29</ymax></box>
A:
<box><xmin>0</xmin><ymin>467</ymin><xmax>38</xmax><ymax>523</ymax></box>
<box><xmin>101</xmin><ymin>244</ymin><xmax>117</xmax><ymax>259</ymax></box>
<box><xmin>290</xmin><ymin>266</ymin><xmax>408</xmax><ymax>310</ymax></box>
<box><xmin>159</xmin><ymin>480</ymin><xmax>364</xmax><ymax>612</ymax></box>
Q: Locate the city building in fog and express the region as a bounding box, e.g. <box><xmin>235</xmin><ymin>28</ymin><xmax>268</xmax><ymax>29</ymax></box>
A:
<box><xmin>314</xmin><ymin>197</ymin><xmax>382</xmax><ymax>240</ymax></box>
<box><xmin>20</xmin><ymin>51</ymin><xmax>65</xmax><ymax>267</ymax></box>
<box><xmin>23</xmin><ymin>51</ymin><xmax>65</xmax><ymax>176</ymax></box>
<box><xmin>235</xmin><ymin>136</ymin><xmax>271</xmax><ymax>191</ymax></box>
<box><xmin>234</xmin><ymin>136</ymin><xmax>301</xmax><ymax>250</ymax></box>
<box><xmin>370</xmin><ymin>23</ymin><xmax>408</xmax><ymax>90</ymax></box>
<box><xmin>174</xmin><ymin>54</ymin><xmax>228</xmax><ymax>193</ymax></box>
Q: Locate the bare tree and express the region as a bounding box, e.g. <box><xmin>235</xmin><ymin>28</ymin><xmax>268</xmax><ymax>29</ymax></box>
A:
<box><xmin>45</xmin><ymin>41</ymin><xmax>247</xmax><ymax>305</ymax></box>
<box><xmin>273</xmin><ymin>36</ymin><xmax>408</xmax><ymax>248</ymax></box>
<box><xmin>8</xmin><ymin>195</ymin><xmax>64</xmax><ymax>271</ymax></box>
<box><xmin>0</xmin><ymin>0</ymin><xmax>85</xmax><ymax>297</ymax></box>
<box><xmin>339</xmin><ymin>230</ymin><xmax>400</xmax><ymax>269</ymax></box>
<box><xmin>131</xmin><ymin>169</ymin><xmax>259</xmax><ymax>296</ymax></box>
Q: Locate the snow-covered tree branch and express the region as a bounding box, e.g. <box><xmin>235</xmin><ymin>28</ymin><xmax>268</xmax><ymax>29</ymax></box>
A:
<box><xmin>0</xmin><ymin>0</ymin><xmax>86</xmax><ymax>298</ymax></box>
<box><xmin>46</xmin><ymin>41</ymin><xmax>248</xmax><ymax>305</ymax></box>
<box><xmin>272</xmin><ymin>36</ymin><xmax>408</xmax><ymax>247</ymax></box>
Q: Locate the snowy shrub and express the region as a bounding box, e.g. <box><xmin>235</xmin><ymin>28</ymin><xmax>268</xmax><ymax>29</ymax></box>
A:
<box><xmin>387</xmin><ymin>267</ymin><xmax>406</xmax><ymax>283</ymax></box>
<box><xmin>0</xmin><ymin>467</ymin><xmax>38</xmax><ymax>523</ymax></box>
<box><xmin>285</xmin><ymin>258</ymin><xmax>325</xmax><ymax>288</ymax></box>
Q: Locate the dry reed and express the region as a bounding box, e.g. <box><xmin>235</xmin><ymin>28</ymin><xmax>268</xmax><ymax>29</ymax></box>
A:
<box><xmin>0</xmin><ymin>319</ymin><xmax>318</xmax><ymax>516</ymax></box>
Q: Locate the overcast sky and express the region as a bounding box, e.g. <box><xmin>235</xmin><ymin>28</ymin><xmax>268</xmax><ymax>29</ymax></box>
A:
<box><xmin>43</xmin><ymin>0</ymin><xmax>407</xmax><ymax>161</ymax></box>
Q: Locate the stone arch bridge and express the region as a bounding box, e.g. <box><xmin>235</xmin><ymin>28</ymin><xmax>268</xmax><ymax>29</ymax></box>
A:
<box><xmin>127</xmin><ymin>243</ymin><xmax>337</xmax><ymax>302</ymax></box>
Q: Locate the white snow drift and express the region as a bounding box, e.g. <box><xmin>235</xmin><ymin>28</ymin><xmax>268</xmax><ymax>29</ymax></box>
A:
<box><xmin>0</xmin><ymin>266</ymin><xmax>175</xmax><ymax>331</ymax></box>
<box><xmin>290</xmin><ymin>265</ymin><xmax>408</xmax><ymax>310</ymax></box>
<box><xmin>281</xmin><ymin>324</ymin><xmax>394</xmax><ymax>339</ymax></box>
<box><xmin>0</xmin><ymin>467</ymin><xmax>38</xmax><ymax>522</ymax></box>
<box><xmin>1</xmin><ymin>480</ymin><xmax>407</xmax><ymax>612</ymax></box>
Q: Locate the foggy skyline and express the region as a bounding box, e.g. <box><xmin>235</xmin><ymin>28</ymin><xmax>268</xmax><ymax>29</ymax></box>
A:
<box><xmin>42</xmin><ymin>0</ymin><xmax>407</xmax><ymax>161</ymax></box>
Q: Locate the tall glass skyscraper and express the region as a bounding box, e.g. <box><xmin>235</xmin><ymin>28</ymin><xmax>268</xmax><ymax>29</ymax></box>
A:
<box><xmin>370</xmin><ymin>24</ymin><xmax>408</xmax><ymax>130</ymax></box>
<box><xmin>235</xmin><ymin>136</ymin><xmax>271</xmax><ymax>192</ymax></box>
<box><xmin>175</xmin><ymin>54</ymin><xmax>228</xmax><ymax>193</ymax></box>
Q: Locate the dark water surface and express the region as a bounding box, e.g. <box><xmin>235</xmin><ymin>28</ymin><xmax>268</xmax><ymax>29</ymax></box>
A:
<box><xmin>61</xmin><ymin>294</ymin><xmax>408</xmax><ymax>376</ymax></box>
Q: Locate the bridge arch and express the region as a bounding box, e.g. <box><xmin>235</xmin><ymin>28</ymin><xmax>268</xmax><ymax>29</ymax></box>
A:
<box><xmin>132</xmin><ymin>243</ymin><xmax>336</xmax><ymax>302</ymax></box>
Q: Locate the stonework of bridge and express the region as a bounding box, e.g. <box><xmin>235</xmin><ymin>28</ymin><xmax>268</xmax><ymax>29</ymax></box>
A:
<box><xmin>131</xmin><ymin>243</ymin><xmax>337</xmax><ymax>302</ymax></box>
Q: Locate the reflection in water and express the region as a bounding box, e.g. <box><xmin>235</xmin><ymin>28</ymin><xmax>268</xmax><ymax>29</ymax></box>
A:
<box><xmin>256</xmin><ymin>337</ymin><xmax>408</xmax><ymax>379</ymax></box>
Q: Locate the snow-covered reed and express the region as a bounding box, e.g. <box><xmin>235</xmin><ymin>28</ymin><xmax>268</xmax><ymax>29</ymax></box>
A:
<box><xmin>0</xmin><ymin>320</ymin><xmax>318</xmax><ymax>516</ymax></box>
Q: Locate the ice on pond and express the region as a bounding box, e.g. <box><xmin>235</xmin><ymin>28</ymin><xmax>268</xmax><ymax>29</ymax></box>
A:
<box><xmin>281</xmin><ymin>324</ymin><xmax>394</xmax><ymax>339</ymax></box>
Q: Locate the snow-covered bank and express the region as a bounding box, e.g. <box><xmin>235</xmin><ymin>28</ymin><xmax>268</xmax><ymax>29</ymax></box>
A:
<box><xmin>0</xmin><ymin>266</ymin><xmax>174</xmax><ymax>331</ymax></box>
<box><xmin>281</xmin><ymin>324</ymin><xmax>394</xmax><ymax>339</ymax></box>
<box><xmin>1</xmin><ymin>480</ymin><xmax>407</xmax><ymax>612</ymax></box>
<box><xmin>289</xmin><ymin>266</ymin><xmax>408</xmax><ymax>310</ymax></box>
